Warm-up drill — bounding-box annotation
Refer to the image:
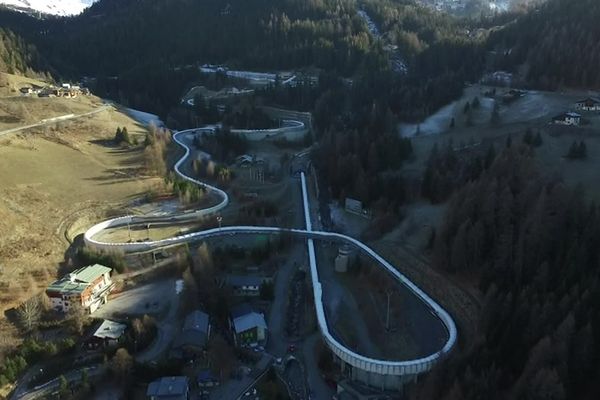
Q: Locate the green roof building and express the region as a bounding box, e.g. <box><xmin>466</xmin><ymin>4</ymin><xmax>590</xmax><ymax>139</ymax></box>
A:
<box><xmin>46</xmin><ymin>264</ymin><xmax>114</xmax><ymax>314</ymax></box>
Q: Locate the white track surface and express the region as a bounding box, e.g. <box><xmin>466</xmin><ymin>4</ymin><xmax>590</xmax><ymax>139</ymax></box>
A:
<box><xmin>84</xmin><ymin>128</ymin><xmax>457</xmax><ymax>377</ymax></box>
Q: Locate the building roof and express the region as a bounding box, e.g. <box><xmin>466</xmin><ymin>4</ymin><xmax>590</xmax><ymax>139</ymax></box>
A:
<box><xmin>577</xmin><ymin>97</ymin><xmax>600</xmax><ymax>104</ymax></box>
<box><xmin>73</xmin><ymin>264</ymin><xmax>111</xmax><ymax>283</ymax></box>
<box><xmin>183</xmin><ymin>310</ymin><xmax>209</xmax><ymax>333</ymax></box>
<box><xmin>197</xmin><ymin>370</ymin><xmax>218</xmax><ymax>384</ymax></box>
<box><xmin>226</xmin><ymin>275</ymin><xmax>267</xmax><ymax>288</ymax></box>
<box><xmin>93</xmin><ymin>320</ymin><xmax>127</xmax><ymax>340</ymax></box>
<box><xmin>553</xmin><ymin>112</ymin><xmax>581</xmax><ymax>120</ymax></box>
<box><xmin>146</xmin><ymin>376</ymin><xmax>189</xmax><ymax>398</ymax></box>
<box><xmin>230</xmin><ymin>303</ymin><xmax>253</xmax><ymax>319</ymax></box>
<box><xmin>46</xmin><ymin>264</ymin><xmax>111</xmax><ymax>295</ymax></box>
<box><xmin>174</xmin><ymin>310</ymin><xmax>210</xmax><ymax>350</ymax></box>
<box><xmin>232</xmin><ymin>311</ymin><xmax>267</xmax><ymax>334</ymax></box>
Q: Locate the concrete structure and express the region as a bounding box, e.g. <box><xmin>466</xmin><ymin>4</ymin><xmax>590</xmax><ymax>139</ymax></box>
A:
<box><xmin>185</xmin><ymin>119</ymin><xmax>306</xmax><ymax>142</ymax></box>
<box><xmin>84</xmin><ymin>129</ymin><xmax>458</xmax><ymax>393</ymax></box>
<box><xmin>46</xmin><ymin>264</ymin><xmax>113</xmax><ymax>313</ymax></box>
<box><xmin>230</xmin><ymin>304</ymin><xmax>267</xmax><ymax>346</ymax></box>
<box><xmin>334</xmin><ymin>245</ymin><xmax>353</xmax><ymax>273</ymax></box>
<box><xmin>147</xmin><ymin>376</ymin><xmax>190</xmax><ymax>400</ymax></box>
<box><xmin>552</xmin><ymin>112</ymin><xmax>581</xmax><ymax>126</ymax></box>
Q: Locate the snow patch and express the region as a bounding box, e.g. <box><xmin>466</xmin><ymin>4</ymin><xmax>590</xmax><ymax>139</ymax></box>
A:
<box><xmin>175</xmin><ymin>280</ymin><xmax>184</xmax><ymax>295</ymax></box>
<box><xmin>122</xmin><ymin>107</ymin><xmax>165</xmax><ymax>128</ymax></box>
<box><xmin>0</xmin><ymin>0</ymin><xmax>97</xmax><ymax>16</ymax></box>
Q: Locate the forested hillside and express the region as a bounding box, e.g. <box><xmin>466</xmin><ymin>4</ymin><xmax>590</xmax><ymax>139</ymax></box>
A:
<box><xmin>1</xmin><ymin>0</ymin><xmax>378</xmax><ymax>77</ymax></box>
<box><xmin>0</xmin><ymin>27</ymin><xmax>47</xmax><ymax>76</ymax></box>
<box><xmin>488</xmin><ymin>0</ymin><xmax>600</xmax><ymax>89</ymax></box>
<box><xmin>415</xmin><ymin>146</ymin><xmax>600</xmax><ymax>400</ymax></box>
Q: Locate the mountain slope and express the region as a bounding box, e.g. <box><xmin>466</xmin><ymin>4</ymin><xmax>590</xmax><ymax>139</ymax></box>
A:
<box><xmin>0</xmin><ymin>0</ymin><xmax>97</xmax><ymax>16</ymax></box>
<box><xmin>0</xmin><ymin>26</ymin><xmax>48</xmax><ymax>76</ymax></box>
<box><xmin>488</xmin><ymin>0</ymin><xmax>600</xmax><ymax>89</ymax></box>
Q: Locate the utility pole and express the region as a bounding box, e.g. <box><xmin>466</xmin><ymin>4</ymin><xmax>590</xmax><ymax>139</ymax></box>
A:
<box><xmin>386</xmin><ymin>289</ymin><xmax>393</xmax><ymax>331</ymax></box>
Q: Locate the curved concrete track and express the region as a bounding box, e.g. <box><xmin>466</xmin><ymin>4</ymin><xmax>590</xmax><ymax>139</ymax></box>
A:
<box><xmin>84</xmin><ymin>128</ymin><xmax>457</xmax><ymax>380</ymax></box>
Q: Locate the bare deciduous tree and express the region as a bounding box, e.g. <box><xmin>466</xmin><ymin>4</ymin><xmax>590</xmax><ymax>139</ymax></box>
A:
<box><xmin>67</xmin><ymin>301</ymin><xmax>86</xmax><ymax>335</ymax></box>
<box><xmin>208</xmin><ymin>335</ymin><xmax>236</xmax><ymax>380</ymax></box>
<box><xmin>110</xmin><ymin>348</ymin><xmax>133</xmax><ymax>382</ymax></box>
<box><xmin>17</xmin><ymin>296</ymin><xmax>42</xmax><ymax>333</ymax></box>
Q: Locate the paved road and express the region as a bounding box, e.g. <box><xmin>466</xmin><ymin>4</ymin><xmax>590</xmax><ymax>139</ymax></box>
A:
<box><xmin>92</xmin><ymin>278</ymin><xmax>181</xmax><ymax>363</ymax></box>
<box><xmin>302</xmin><ymin>334</ymin><xmax>335</xmax><ymax>400</ymax></box>
<box><xmin>267</xmin><ymin>244</ymin><xmax>305</xmax><ymax>357</ymax></box>
<box><xmin>0</xmin><ymin>104</ymin><xmax>111</xmax><ymax>138</ymax></box>
<box><xmin>208</xmin><ymin>354</ymin><xmax>273</xmax><ymax>400</ymax></box>
<box><xmin>14</xmin><ymin>365</ymin><xmax>105</xmax><ymax>400</ymax></box>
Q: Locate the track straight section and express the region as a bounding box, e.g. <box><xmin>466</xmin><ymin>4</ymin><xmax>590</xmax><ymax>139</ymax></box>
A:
<box><xmin>84</xmin><ymin>129</ymin><xmax>457</xmax><ymax>377</ymax></box>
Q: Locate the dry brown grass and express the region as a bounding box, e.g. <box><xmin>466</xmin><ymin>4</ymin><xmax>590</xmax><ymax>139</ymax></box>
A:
<box><xmin>0</xmin><ymin>93</ymin><xmax>163</xmax><ymax>352</ymax></box>
<box><xmin>0</xmin><ymin>72</ymin><xmax>52</xmax><ymax>98</ymax></box>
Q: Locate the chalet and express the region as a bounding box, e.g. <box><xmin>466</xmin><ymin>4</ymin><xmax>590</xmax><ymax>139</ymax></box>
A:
<box><xmin>230</xmin><ymin>304</ymin><xmax>267</xmax><ymax>346</ymax></box>
<box><xmin>552</xmin><ymin>112</ymin><xmax>581</xmax><ymax>126</ymax></box>
<box><xmin>46</xmin><ymin>264</ymin><xmax>114</xmax><ymax>314</ymax></box>
<box><xmin>87</xmin><ymin>319</ymin><xmax>127</xmax><ymax>349</ymax></box>
<box><xmin>344</xmin><ymin>198</ymin><xmax>371</xmax><ymax>218</ymax></box>
<box><xmin>226</xmin><ymin>275</ymin><xmax>270</xmax><ymax>297</ymax></box>
<box><xmin>147</xmin><ymin>376</ymin><xmax>190</xmax><ymax>400</ymax></box>
<box><xmin>236</xmin><ymin>154</ymin><xmax>265</xmax><ymax>168</ymax></box>
<box><xmin>197</xmin><ymin>370</ymin><xmax>220</xmax><ymax>389</ymax></box>
<box><xmin>575</xmin><ymin>97</ymin><xmax>600</xmax><ymax>111</ymax></box>
<box><xmin>502</xmin><ymin>89</ymin><xmax>526</xmax><ymax>103</ymax></box>
<box><xmin>172</xmin><ymin>310</ymin><xmax>211</xmax><ymax>356</ymax></box>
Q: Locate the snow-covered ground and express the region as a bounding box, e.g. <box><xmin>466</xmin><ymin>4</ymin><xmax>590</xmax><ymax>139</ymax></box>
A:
<box><xmin>122</xmin><ymin>107</ymin><xmax>164</xmax><ymax>128</ymax></box>
<box><xmin>0</xmin><ymin>0</ymin><xmax>97</xmax><ymax>16</ymax></box>
<box><xmin>357</xmin><ymin>9</ymin><xmax>407</xmax><ymax>74</ymax></box>
<box><xmin>399</xmin><ymin>91</ymin><xmax>496</xmax><ymax>137</ymax></box>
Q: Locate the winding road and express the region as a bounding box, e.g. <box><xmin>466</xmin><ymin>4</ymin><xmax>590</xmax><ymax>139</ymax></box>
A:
<box><xmin>0</xmin><ymin>104</ymin><xmax>112</xmax><ymax>138</ymax></box>
<box><xmin>83</xmin><ymin>128</ymin><xmax>457</xmax><ymax>381</ymax></box>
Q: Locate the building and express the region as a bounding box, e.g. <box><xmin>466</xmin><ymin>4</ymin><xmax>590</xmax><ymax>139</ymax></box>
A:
<box><xmin>230</xmin><ymin>304</ymin><xmax>268</xmax><ymax>346</ymax></box>
<box><xmin>345</xmin><ymin>198</ymin><xmax>371</xmax><ymax>218</ymax></box>
<box><xmin>552</xmin><ymin>112</ymin><xmax>581</xmax><ymax>126</ymax></box>
<box><xmin>46</xmin><ymin>264</ymin><xmax>114</xmax><ymax>314</ymax></box>
<box><xmin>147</xmin><ymin>376</ymin><xmax>190</xmax><ymax>400</ymax></box>
<box><xmin>335</xmin><ymin>245</ymin><xmax>353</xmax><ymax>273</ymax></box>
<box><xmin>172</xmin><ymin>310</ymin><xmax>210</xmax><ymax>356</ymax></box>
<box><xmin>236</xmin><ymin>154</ymin><xmax>265</xmax><ymax>168</ymax></box>
<box><xmin>226</xmin><ymin>275</ymin><xmax>270</xmax><ymax>297</ymax></box>
<box><xmin>502</xmin><ymin>89</ymin><xmax>525</xmax><ymax>103</ymax></box>
<box><xmin>88</xmin><ymin>320</ymin><xmax>127</xmax><ymax>349</ymax></box>
<box><xmin>197</xmin><ymin>370</ymin><xmax>220</xmax><ymax>389</ymax></box>
<box><xmin>575</xmin><ymin>97</ymin><xmax>600</xmax><ymax>111</ymax></box>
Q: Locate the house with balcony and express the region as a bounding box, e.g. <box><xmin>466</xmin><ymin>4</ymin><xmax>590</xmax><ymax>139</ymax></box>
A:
<box><xmin>46</xmin><ymin>264</ymin><xmax>114</xmax><ymax>314</ymax></box>
<box><xmin>552</xmin><ymin>112</ymin><xmax>581</xmax><ymax>126</ymax></box>
<box><xmin>230</xmin><ymin>303</ymin><xmax>267</xmax><ymax>347</ymax></box>
<box><xmin>575</xmin><ymin>97</ymin><xmax>600</xmax><ymax>111</ymax></box>
<box><xmin>171</xmin><ymin>310</ymin><xmax>211</xmax><ymax>358</ymax></box>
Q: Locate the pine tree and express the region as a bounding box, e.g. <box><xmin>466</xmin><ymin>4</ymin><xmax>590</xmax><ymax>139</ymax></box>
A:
<box><xmin>533</xmin><ymin>131</ymin><xmax>543</xmax><ymax>147</ymax></box>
